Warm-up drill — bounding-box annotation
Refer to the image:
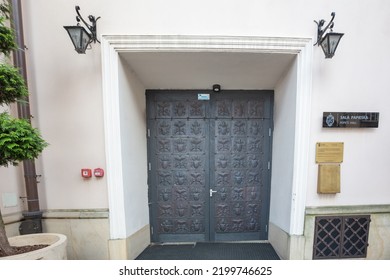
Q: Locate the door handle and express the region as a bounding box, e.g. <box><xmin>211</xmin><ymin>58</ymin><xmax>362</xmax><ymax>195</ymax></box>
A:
<box><xmin>209</xmin><ymin>189</ymin><xmax>218</xmax><ymax>197</ymax></box>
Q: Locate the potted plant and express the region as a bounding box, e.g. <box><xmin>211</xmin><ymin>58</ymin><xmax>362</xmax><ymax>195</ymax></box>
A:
<box><xmin>0</xmin><ymin>2</ymin><xmax>66</xmax><ymax>259</ymax></box>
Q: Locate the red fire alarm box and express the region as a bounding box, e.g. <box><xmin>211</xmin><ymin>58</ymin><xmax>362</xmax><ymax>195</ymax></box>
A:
<box><xmin>94</xmin><ymin>168</ymin><xmax>104</xmax><ymax>177</ymax></box>
<box><xmin>81</xmin><ymin>168</ymin><xmax>92</xmax><ymax>178</ymax></box>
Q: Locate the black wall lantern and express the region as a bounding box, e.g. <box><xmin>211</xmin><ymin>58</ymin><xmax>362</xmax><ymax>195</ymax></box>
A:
<box><xmin>63</xmin><ymin>6</ymin><xmax>100</xmax><ymax>54</ymax></box>
<box><xmin>314</xmin><ymin>12</ymin><xmax>344</xmax><ymax>58</ymax></box>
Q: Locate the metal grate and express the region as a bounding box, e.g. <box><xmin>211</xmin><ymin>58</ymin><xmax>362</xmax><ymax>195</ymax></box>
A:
<box><xmin>313</xmin><ymin>215</ymin><xmax>370</xmax><ymax>259</ymax></box>
<box><xmin>342</xmin><ymin>216</ymin><xmax>370</xmax><ymax>258</ymax></box>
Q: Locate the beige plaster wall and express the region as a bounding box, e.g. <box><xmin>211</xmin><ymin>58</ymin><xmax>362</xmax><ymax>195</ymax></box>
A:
<box><xmin>19</xmin><ymin>0</ymin><xmax>390</xmax><ymax>213</ymax></box>
<box><xmin>1</xmin><ymin>0</ymin><xmax>387</xmax><ymax>251</ymax></box>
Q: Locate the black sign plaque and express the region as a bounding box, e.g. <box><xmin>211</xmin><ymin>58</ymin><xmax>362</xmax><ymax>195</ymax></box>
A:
<box><xmin>323</xmin><ymin>112</ymin><xmax>379</xmax><ymax>128</ymax></box>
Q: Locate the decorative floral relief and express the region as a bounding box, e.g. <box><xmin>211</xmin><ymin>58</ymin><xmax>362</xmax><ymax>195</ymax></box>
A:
<box><xmin>248</xmin><ymin>187</ymin><xmax>258</xmax><ymax>200</ymax></box>
<box><xmin>217</xmin><ymin>155</ymin><xmax>229</xmax><ymax>169</ymax></box>
<box><xmin>175</xmin><ymin>188</ymin><xmax>188</xmax><ymax>200</ymax></box>
<box><xmin>217</xmin><ymin>101</ymin><xmax>231</xmax><ymax>116</ymax></box>
<box><xmin>249</xmin><ymin>100</ymin><xmax>263</xmax><ymax>117</ymax></box>
<box><xmin>191</xmin><ymin>156</ymin><xmax>202</xmax><ymax>169</ymax></box>
<box><xmin>233</xmin><ymin>121</ymin><xmax>246</xmax><ymax>135</ymax></box>
<box><xmin>157</xmin><ymin>102</ymin><xmax>170</xmax><ymax>117</ymax></box>
<box><xmin>174</xmin><ymin>172</ymin><xmax>187</xmax><ymax>186</ymax></box>
<box><xmin>190</xmin><ymin>102</ymin><xmax>204</xmax><ymax>116</ymax></box>
<box><xmin>159</xmin><ymin>156</ymin><xmax>171</xmax><ymax>169</ymax></box>
<box><xmin>217</xmin><ymin>218</ymin><xmax>229</xmax><ymax>232</ymax></box>
<box><xmin>158</xmin><ymin>139</ymin><xmax>170</xmax><ymax>153</ymax></box>
<box><xmin>233</xmin><ymin>139</ymin><xmax>245</xmax><ymax>152</ymax></box>
<box><xmin>175</xmin><ymin>220</ymin><xmax>188</xmax><ymax>232</ymax></box>
<box><xmin>216</xmin><ymin>204</ymin><xmax>229</xmax><ymax>216</ymax></box>
<box><xmin>248</xmin><ymin>155</ymin><xmax>260</xmax><ymax>168</ymax></box>
<box><xmin>218</xmin><ymin>121</ymin><xmax>229</xmax><ymax>135</ymax></box>
<box><xmin>219</xmin><ymin>188</ymin><xmax>228</xmax><ymax>201</ymax></box>
<box><xmin>248</xmin><ymin>171</ymin><xmax>260</xmax><ymax>184</ymax></box>
<box><xmin>232</xmin><ymin>187</ymin><xmax>244</xmax><ymax>201</ymax></box>
<box><xmin>247</xmin><ymin>217</ymin><xmax>257</xmax><ymax>231</ymax></box>
<box><xmin>160</xmin><ymin>188</ymin><xmax>171</xmax><ymax>202</ymax></box>
<box><xmin>174</xmin><ymin>155</ymin><xmax>187</xmax><ymax>168</ymax></box>
<box><xmin>191</xmin><ymin>204</ymin><xmax>203</xmax><ymax>216</ymax></box>
<box><xmin>246</xmin><ymin>204</ymin><xmax>258</xmax><ymax>215</ymax></box>
<box><xmin>159</xmin><ymin>204</ymin><xmax>173</xmax><ymax>216</ymax></box>
<box><xmin>158</xmin><ymin>121</ymin><xmax>170</xmax><ymax>136</ymax></box>
<box><xmin>191</xmin><ymin>219</ymin><xmax>203</xmax><ymax>232</ymax></box>
<box><xmin>232</xmin><ymin>155</ymin><xmax>246</xmax><ymax>168</ymax></box>
<box><xmin>248</xmin><ymin>139</ymin><xmax>262</xmax><ymax>152</ymax></box>
<box><xmin>158</xmin><ymin>172</ymin><xmax>171</xmax><ymax>186</ymax></box>
<box><xmin>217</xmin><ymin>172</ymin><xmax>230</xmax><ymax>185</ymax></box>
<box><xmin>174</xmin><ymin>102</ymin><xmax>186</xmax><ymax>116</ymax></box>
<box><xmin>217</xmin><ymin>138</ymin><xmax>230</xmax><ymax>152</ymax></box>
<box><xmin>233</xmin><ymin>171</ymin><xmax>244</xmax><ymax>185</ymax></box>
<box><xmin>191</xmin><ymin>121</ymin><xmax>202</xmax><ymax>135</ymax></box>
<box><xmin>191</xmin><ymin>188</ymin><xmax>201</xmax><ymax>201</ymax></box>
<box><xmin>232</xmin><ymin>219</ymin><xmax>244</xmax><ymax>232</ymax></box>
<box><xmin>174</xmin><ymin>139</ymin><xmax>187</xmax><ymax>153</ymax></box>
<box><xmin>176</xmin><ymin>201</ymin><xmax>188</xmax><ymax>217</ymax></box>
<box><xmin>234</xmin><ymin>102</ymin><xmax>245</xmax><ymax>117</ymax></box>
<box><xmin>190</xmin><ymin>172</ymin><xmax>203</xmax><ymax>185</ymax></box>
<box><xmin>250</xmin><ymin>121</ymin><xmax>262</xmax><ymax>135</ymax></box>
<box><xmin>160</xmin><ymin>220</ymin><xmax>173</xmax><ymax>233</ymax></box>
<box><xmin>190</xmin><ymin>138</ymin><xmax>203</xmax><ymax>152</ymax></box>
<box><xmin>174</xmin><ymin>121</ymin><xmax>186</xmax><ymax>135</ymax></box>
<box><xmin>233</xmin><ymin>203</ymin><xmax>244</xmax><ymax>216</ymax></box>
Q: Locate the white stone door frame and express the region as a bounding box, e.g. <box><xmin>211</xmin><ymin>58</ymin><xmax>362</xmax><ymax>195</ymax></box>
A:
<box><xmin>100</xmin><ymin>35</ymin><xmax>313</xmax><ymax>239</ymax></box>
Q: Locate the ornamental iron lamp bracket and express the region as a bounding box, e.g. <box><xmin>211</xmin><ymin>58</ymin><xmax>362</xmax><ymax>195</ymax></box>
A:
<box><xmin>314</xmin><ymin>12</ymin><xmax>344</xmax><ymax>59</ymax></box>
<box><xmin>63</xmin><ymin>6</ymin><xmax>101</xmax><ymax>54</ymax></box>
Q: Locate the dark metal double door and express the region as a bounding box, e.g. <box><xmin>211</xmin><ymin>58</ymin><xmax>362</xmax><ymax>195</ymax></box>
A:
<box><xmin>147</xmin><ymin>90</ymin><xmax>273</xmax><ymax>242</ymax></box>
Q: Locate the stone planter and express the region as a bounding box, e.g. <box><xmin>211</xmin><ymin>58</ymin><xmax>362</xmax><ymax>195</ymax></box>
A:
<box><xmin>1</xmin><ymin>233</ymin><xmax>67</xmax><ymax>260</ymax></box>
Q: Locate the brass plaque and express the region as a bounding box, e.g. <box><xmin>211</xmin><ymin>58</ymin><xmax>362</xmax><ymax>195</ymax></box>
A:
<box><xmin>316</xmin><ymin>142</ymin><xmax>344</xmax><ymax>163</ymax></box>
<box><xmin>317</xmin><ymin>164</ymin><xmax>340</xmax><ymax>194</ymax></box>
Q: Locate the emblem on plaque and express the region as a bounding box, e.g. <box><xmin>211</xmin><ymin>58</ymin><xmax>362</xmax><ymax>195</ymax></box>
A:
<box><xmin>326</xmin><ymin>113</ymin><xmax>335</xmax><ymax>127</ymax></box>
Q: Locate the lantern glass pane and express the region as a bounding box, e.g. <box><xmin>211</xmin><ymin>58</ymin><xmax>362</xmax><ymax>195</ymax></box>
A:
<box><xmin>328</xmin><ymin>33</ymin><xmax>344</xmax><ymax>54</ymax></box>
<box><xmin>320</xmin><ymin>38</ymin><xmax>329</xmax><ymax>57</ymax></box>
<box><xmin>320</xmin><ymin>32</ymin><xmax>344</xmax><ymax>58</ymax></box>
<box><xmin>64</xmin><ymin>26</ymin><xmax>91</xmax><ymax>54</ymax></box>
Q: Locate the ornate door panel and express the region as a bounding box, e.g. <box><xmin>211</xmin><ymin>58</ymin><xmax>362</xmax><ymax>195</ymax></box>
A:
<box><xmin>147</xmin><ymin>92</ymin><xmax>210</xmax><ymax>242</ymax></box>
<box><xmin>210</xmin><ymin>93</ymin><xmax>272</xmax><ymax>241</ymax></box>
<box><xmin>147</xmin><ymin>90</ymin><xmax>273</xmax><ymax>242</ymax></box>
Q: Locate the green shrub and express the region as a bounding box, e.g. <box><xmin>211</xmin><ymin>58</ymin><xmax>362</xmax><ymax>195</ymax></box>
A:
<box><xmin>0</xmin><ymin>112</ymin><xmax>48</xmax><ymax>167</ymax></box>
<box><xmin>0</xmin><ymin>63</ymin><xmax>28</xmax><ymax>104</ymax></box>
<box><xmin>0</xmin><ymin>17</ymin><xmax>17</xmax><ymax>55</ymax></box>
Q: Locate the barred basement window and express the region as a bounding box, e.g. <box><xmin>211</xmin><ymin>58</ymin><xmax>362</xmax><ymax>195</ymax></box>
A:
<box><xmin>313</xmin><ymin>215</ymin><xmax>371</xmax><ymax>259</ymax></box>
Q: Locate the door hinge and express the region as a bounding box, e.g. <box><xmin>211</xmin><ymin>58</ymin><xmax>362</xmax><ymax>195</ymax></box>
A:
<box><xmin>147</xmin><ymin>129</ymin><xmax>151</xmax><ymax>138</ymax></box>
<box><xmin>269</xmin><ymin>128</ymin><xmax>272</xmax><ymax>137</ymax></box>
<box><xmin>268</xmin><ymin>161</ymin><xmax>271</xmax><ymax>170</ymax></box>
<box><xmin>148</xmin><ymin>162</ymin><xmax>152</xmax><ymax>171</ymax></box>
<box><xmin>151</xmin><ymin>226</ymin><xmax>154</xmax><ymax>235</ymax></box>
<box><xmin>266</xmin><ymin>224</ymin><xmax>268</xmax><ymax>232</ymax></box>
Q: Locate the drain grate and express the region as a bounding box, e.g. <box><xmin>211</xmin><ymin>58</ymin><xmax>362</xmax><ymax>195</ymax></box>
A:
<box><xmin>313</xmin><ymin>215</ymin><xmax>370</xmax><ymax>259</ymax></box>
